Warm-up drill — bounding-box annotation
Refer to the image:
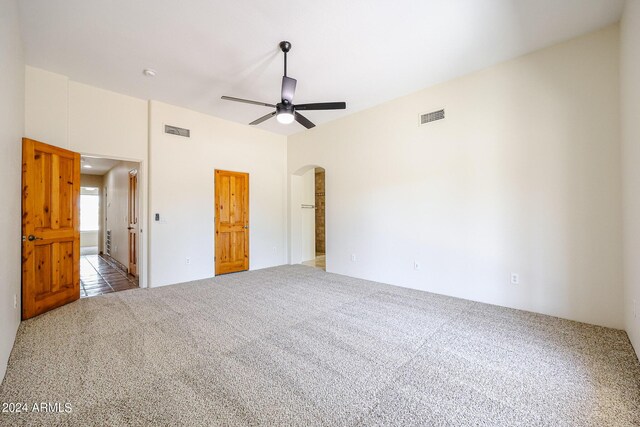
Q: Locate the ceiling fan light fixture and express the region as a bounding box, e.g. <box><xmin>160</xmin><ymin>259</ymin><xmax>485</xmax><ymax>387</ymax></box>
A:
<box><xmin>277</xmin><ymin>112</ymin><xmax>295</xmax><ymax>124</ymax></box>
<box><xmin>276</xmin><ymin>102</ymin><xmax>295</xmax><ymax>124</ymax></box>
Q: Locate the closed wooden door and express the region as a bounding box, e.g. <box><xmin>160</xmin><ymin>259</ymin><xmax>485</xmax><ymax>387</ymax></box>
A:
<box><xmin>128</xmin><ymin>169</ymin><xmax>138</xmax><ymax>276</ymax></box>
<box><xmin>22</xmin><ymin>138</ymin><xmax>81</xmax><ymax>320</ymax></box>
<box><xmin>215</xmin><ymin>170</ymin><xmax>249</xmax><ymax>275</ymax></box>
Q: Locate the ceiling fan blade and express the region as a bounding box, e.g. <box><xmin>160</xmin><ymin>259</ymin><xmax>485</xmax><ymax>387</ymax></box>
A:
<box><xmin>295</xmin><ymin>102</ymin><xmax>346</xmax><ymax>111</ymax></box>
<box><xmin>295</xmin><ymin>112</ymin><xmax>315</xmax><ymax>129</ymax></box>
<box><xmin>221</xmin><ymin>96</ymin><xmax>276</xmax><ymax>108</ymax></box>
<box><xmin>281</xmin><ymin>76</ymin><xmax>297</xmax><ymax>103</ymax></box>
<box><xmin>249</xmin><ymin>111</ymin><xmax>276</xmax><ymax>125</ymax></box>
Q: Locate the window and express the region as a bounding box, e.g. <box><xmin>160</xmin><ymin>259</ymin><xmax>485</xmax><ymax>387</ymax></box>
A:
<box><xmin>80</xmin><ymin>194</ymin><xmax>100</xmax><ymax>231</ymax></box>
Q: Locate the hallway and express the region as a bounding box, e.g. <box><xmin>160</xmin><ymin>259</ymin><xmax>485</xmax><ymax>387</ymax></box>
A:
<box><xmin>80</xmin><ymin>254</ymin><xmax>138</xmax><ymax>298</ymax></box>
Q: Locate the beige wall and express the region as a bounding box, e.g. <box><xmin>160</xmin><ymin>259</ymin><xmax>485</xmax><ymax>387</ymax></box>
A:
<box><xmin>69</xmin><ymin>82</ymin><xmax>148</xmax><ymax>161</ymax></box>
<box><xmin>25</xmin><ymin>67</ymin><xmax>68</xmax><ymax>147</ymax></box>
<box><xmin>621</xmin><ymin>0</ymin><xmax>640</xmax><ymax>359</ymax></box>
<box><xmin>289</xmin><ymin>25</ymin><xmax>623</xmax><ymax>328</ymax></box>
<box><xmin>0</xmin><ymin>0</ymin><xmax>24</xmax><ymax>381</ymax></box>
<box><xmin>105</xmin><ymin>162</ymin><xmax>139</xmax><ymax>268</ymax></box>
<box><xmin>25</xmin><ymin>67</ymin><xmax>148</xmax><ymax>160</ymax></box>
<box><xmin>148</xmin><ymin>101</ymin><xmax>288</xmax><ymax>287</ymax></box>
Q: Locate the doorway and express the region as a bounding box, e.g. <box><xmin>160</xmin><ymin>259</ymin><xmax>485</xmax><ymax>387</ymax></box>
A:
<box><xmin>290</xmin><ymin>165</ymin><xmax>327</xmax><ymax>271</ymax></box>
<box><xmin>79</xmin><ymin>156</ymin><xmax>140</xmax><ymax>297</ymax></box>
<box><xmin>301</xmin><ymin>167</ymin><xmax>326</xmax><ymax>270</ymax></box>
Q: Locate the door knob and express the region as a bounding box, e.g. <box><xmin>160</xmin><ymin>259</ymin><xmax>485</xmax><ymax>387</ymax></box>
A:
<box><xmin>27</xmin><ymin>235</ymin><xmax>43</xmax><ymax>241</ymax></box>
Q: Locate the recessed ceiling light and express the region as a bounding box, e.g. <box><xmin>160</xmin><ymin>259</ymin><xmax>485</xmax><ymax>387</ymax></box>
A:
<box><xmin>83</xmin><ymin>164</ymin><xmax>92</xmax><ymax>169</ymax></box>
<box><xmin>143</xmin><ymin>68</ymin><xmax>157</xmax><ymax>77</ymax></box>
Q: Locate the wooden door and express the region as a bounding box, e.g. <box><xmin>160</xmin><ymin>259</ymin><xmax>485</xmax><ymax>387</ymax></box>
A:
<box><xmin>215</xmin><ymin>170</ymin><xmax>249</xmax><ymax>275</ymax></box>
<box><xmin>128</xmin><ymin>169</ymin><xmax>138</xmax><ymax>276</ymax></box>
<box><xmin>22</xmin><ymin>138</ymin><xmax>81</xmax><ymax>320</ymax></box>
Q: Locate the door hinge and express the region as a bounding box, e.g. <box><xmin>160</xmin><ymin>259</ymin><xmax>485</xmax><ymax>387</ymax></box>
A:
<box><xmin>22</xmin><ymin>236</ymin><xmax>26</xmax><ymax>242</ymax></box>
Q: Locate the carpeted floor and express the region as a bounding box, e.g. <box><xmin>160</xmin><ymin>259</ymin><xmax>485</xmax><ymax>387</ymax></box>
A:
<box><xmin>1</xmin><ymin>265</ymin><xmax>639</xmax><ymax>426</ymax></box>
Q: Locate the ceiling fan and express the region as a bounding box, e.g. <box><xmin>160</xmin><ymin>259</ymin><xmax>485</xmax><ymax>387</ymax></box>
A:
<box><xmin>221</xmin><ymin>41</ymin><xmax>346</xmax><ymax>129</ymax></box>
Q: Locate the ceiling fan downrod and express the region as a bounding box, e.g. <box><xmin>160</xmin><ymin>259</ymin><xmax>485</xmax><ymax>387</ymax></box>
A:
<box><xmin>279</xmin><ymin>41</ymin><xmax>291</xmax><ymax>77</ymax></box>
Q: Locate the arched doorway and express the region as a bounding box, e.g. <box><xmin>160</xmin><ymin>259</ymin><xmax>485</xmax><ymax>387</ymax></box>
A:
<box><xmin>289</xmin><ymin>165</ymin><xmax>326</xmax><ymax>270</ymax></box>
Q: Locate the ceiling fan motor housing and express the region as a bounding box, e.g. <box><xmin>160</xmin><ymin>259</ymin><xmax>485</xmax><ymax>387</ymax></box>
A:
<box><xmin>276</xmin><ymin>102</ymin><xmax>294</xmax><ymax>115</ymax></box>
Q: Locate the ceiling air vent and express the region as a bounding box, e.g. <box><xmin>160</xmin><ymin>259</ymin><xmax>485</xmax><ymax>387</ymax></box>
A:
<box><xmin>164</xmin><ymin>124</ymin><xmax>190</xmax><ymax>138</ymax></box>
<box><xmin>420</xmin><ymin>109</ymin><xmax>445</xmax><ymax>125</ymax></box>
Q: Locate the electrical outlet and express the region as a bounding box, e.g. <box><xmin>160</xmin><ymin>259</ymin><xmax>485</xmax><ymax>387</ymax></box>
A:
<box><xmin>510</xmin><ymin>273</ymin><xmax>520</xmax><ymax>285</ymax></box>
<box><xmin>13</xmin><ymin>294</ymin><xmax>17</xmax><ymax>309</ymax></box>
<box><xmin>351</xmin><ymin>254</ymin><xmax>356</xmax><ymax>262</ymax></box>
<box><xmin>186</xmin><ymin>257</ymin><xmax>191</xmax><ymax>265</ymax></box>
<box><xmin>414</xmin><ymin>261</ymin><xmax>420</xmax><ymax>270</ymax></box>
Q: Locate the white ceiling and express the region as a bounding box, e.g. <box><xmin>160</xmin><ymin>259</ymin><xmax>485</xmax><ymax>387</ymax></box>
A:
<box><xmin>80</xmin><ymin>156</ymin><xmax>120</xmax><ymax>176</ymax></box>
<box><xmin>18</xmin><ymin>0</ymin><xmax>624</xmax><ymax>135</ymax></box>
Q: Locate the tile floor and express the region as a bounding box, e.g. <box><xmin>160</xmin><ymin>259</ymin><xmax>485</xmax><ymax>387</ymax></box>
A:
<box><xmin>301</xmin><ymin>254</ymin><xmax>326</xmax><ymax>271</ymax></box>
<box><xmin>80</xmin><ymin>254</ymin><xmax>139</xmax><ymax>298</ymax></box>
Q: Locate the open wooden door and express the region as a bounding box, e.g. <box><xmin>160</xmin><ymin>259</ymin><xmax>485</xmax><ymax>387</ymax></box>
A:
<box><xmin>22</xmin><ymin>138</ymin><xmax>81</xmax><ymax>320</ymax></box>
<box><xmin>215</xmin><ymin>170</ymin><xmax>249</xmax><ymax>275</ymax></box>
<box><xmin>128</xmin><ymin>169</ymin><xmax>138</xmax><ymax>277</ymax></box>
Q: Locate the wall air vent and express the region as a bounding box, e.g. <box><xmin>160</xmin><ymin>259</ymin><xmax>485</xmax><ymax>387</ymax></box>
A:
<box><xmin>420</xmin><ymin>109</ymin><xmax>445</xmax><ymax>125</ymax></box>
<box><xmin>164</xmin><ymin>125</ymin><xmax>190</xmax><ymax>137</ymax></box>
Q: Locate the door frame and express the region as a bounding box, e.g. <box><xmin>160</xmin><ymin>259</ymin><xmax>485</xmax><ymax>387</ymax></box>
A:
<box><xmin>81</xmin><ymin>151</ymin><xmax>148</xmax><ymax>289</ymax></box>
<box><xmin>288</xmin><ymin>164</ymin><xmax>325</xmax><ymax>265</ymax></box>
